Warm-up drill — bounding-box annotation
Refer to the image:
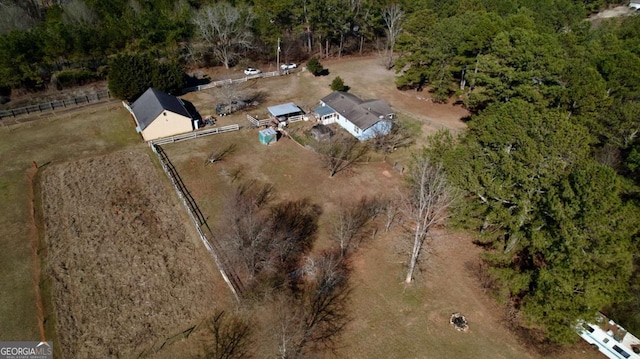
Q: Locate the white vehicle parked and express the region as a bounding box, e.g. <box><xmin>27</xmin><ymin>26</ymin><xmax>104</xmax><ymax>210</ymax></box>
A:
<box><xmin>577</xmin><ymin>314</ymin><xmax>640</xmax><ymax>359</ymax></box>
<box><xmin>244</xmin><ymin>68</ymin><xmax>261</xmax><ymax>75</ymax></box>
<box><xmin>280</xmin><ymin>63</ymin><xmax>297</xmax><ymax>70</ymax></box>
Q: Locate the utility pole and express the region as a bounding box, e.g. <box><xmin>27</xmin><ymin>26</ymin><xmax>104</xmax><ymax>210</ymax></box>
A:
<box><xmin>277</xmin><ymin>37</ymin><xmax>281</xmax><ymax>74</ymax></box>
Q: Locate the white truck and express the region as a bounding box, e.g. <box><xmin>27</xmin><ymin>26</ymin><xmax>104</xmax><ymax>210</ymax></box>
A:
<box><xmin>577</xmin><ymin>314</ymin><xmax>640</xmax><ymax>359</ymax></box>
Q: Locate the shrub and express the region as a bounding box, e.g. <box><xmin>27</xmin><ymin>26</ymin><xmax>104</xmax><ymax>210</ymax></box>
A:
<box><xmin>330</xmin><ymin>76</ymin><xmax>346</xmax><ymax>92</ymax></box>
<box><xmin>306</xmin><ymin>56</ymin><xmax>325</xmax><ymax>76</ymax></box>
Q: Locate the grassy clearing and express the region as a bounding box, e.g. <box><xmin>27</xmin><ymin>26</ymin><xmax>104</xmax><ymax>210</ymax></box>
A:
<box><xmin>0</xmin><ymin>103</ymin><xmax>141</xmax><ymax>340</ymax></box>
<box><xmin>161</xmin><ymin>58</ymin><xmax>600</xmax><ymax>358</ymax></box>
<box><xmin>0</xmin><ymin>56</ymin><xmax>596</xmax><ymax>358</ymax></box>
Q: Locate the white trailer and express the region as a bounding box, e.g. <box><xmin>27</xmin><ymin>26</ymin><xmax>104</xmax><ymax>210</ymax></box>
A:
<box><xmin>577</xmin><ymin>314</ymin><xmax>640</xmax><ymax>359</ymax></box>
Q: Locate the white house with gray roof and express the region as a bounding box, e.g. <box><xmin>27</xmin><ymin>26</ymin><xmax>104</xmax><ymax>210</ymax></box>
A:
<box><xmin>125</xmin><ymin>88</ymin><xmax>198</xmax><ymax>141</ymax></box>
<box><xmin>315</xmin><ymin>91</ymin><xmax>394</xmax><ymax>141</ymax></box>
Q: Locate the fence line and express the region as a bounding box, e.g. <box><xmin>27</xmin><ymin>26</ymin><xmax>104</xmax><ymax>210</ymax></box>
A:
<box><xmin>150</xmin><ymin>124</ymin><xmax>240</xmax><ymax>145</ymax></box>
<box><xmin>0</xmin><ymin>90</ymin><xmax>111</xmax><ymax>120</ymax></box>
<box><xmin>288</xmin><ymin>114</ymin><xmax>304</xmax><ymax>123</ymax></box>
<box><xmin>151</xmin><ymin>144</ymin><xmax>244</xmax><ymax>302</ymax></box>
<box><xmin>184</xmin><ymin>71</ymin><xmax>281</xmax><ymax>92</ymax></box>
<box><xmin>246</xmin><ymin>114</ymin><xmax>271</xmax><ymax>128</ymax></box>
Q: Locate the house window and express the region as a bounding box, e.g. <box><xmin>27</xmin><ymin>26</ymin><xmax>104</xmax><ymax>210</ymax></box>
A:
<box><xmin>354</xmin><ymin>127</ymin><xmax>361</xmax><ymax>134</ymax></box>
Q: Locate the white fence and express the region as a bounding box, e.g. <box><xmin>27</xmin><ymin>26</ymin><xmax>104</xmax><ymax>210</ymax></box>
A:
<box><xmin>246</xmin><ymin>114</ymin><xmax>272</xmax><ymax>127</ymax></box>
<box><xmin>184</xmin><ymin>71</ymin><xmax>281</xmax><ymax>92</ymax></box>
<box><xmin>150</xmin><ymin>144</ymin><xmax>244</xmax><ymax>301</ymax></box>
<box><xmin>288</xmin><ymin>114</ymin><xmax>304</xmax><ymax>123</ymax></box>
<box><xmin>151</xmin><ymin>124</ymin><xmax>240</xmax><ymax>145</ymax></box>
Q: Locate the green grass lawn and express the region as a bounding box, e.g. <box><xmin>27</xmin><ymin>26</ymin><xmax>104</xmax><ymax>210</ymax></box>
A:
<box><xmin>0</xmin><ymin>104</ymin><xmax>141</xmax><ymax>340</ymax></box>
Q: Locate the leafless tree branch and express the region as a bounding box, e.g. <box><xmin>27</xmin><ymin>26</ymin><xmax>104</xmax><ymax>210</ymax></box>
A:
<box><xmin>402</xmin><ymin>154</ymin><xmax>457</xmax><ymax>283</ymax></box>
<box><xmin>193</xmin><ymin>3</ymin><xmax>256</xmax><ymax>69</ymax></box>
<box><xmin>382</xmin><ymin>3</ymin><xmax>404</xmax><ymax>70</ymax></box>
<box><xmin>318</xmin><ymin>137</ymin><xmax>369</xmax><ymax>177</ymax></box>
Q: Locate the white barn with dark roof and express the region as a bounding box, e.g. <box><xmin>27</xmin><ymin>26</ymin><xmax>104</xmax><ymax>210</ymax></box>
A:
<box><xmin>125</xmin><ymin>88</ymin><xmax>198</xmax><ymax>141</ymax></box>
<box><xmin>316</xmin><ymin>91</ymin><xmax>394</xmax><ymax>141</ymax></box>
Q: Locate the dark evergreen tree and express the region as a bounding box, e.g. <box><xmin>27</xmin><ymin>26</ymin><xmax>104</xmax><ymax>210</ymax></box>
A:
<box><xmin>107</xmin><ymin>53</ymin><xmax>153</xmax><ymax>101</ymax></box>
<box><xmin>330</xmin><ymin>76</ymin><xmax>346</xmax><ymax>92</ymax></box>
<box><xmin>306</xmin><ymin>56</ymin><xmax>324</xmax><ymax>76</ymax></box>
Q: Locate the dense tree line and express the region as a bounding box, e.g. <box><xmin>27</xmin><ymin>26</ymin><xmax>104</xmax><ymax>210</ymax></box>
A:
<box><xmin>0</xmin><ymin>0</ymin><xmax>394</xmax><ymax>95</ymax></box>
<box><xmin>394</xmin><ymin>0</ymin><xmax>640</xmax><ymax>343</ymax></box>
<box><xmin>0</xmin><ymin>0</ymin><xmax>624</xmax><ymax>97</ymax></box>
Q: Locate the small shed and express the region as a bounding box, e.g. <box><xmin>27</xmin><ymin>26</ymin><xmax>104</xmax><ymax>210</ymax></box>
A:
<box><xmin>310</xmin><ymin>124</ymin><xmax>333</xmax><ymax>141</ymax></box>
<box><xmin>267</xmin><ymin>102</ymin><xmax>303</xmax><ymax>122</ymax></box>
<box><xmin>259</xmin><ymin>128</ymin><xmax>278</xmax><ymax>145</ymax></box>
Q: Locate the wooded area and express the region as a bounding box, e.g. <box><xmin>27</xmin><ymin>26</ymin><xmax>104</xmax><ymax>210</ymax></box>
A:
<box><xmin>3</xmin><ymin>0</ymin><xmax>639</xmax><ymax>349</ymax></box>
<box><xmin>401</xmin><ymin>0</ymin><xmax>640</xmax><ymax>343</ymax></box>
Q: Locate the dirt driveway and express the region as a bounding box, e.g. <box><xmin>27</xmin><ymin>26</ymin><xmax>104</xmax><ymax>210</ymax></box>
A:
<box><xmin>183</xmin><ymin>55</ymin><xmax>469</xmax><ymax>135</ymax></box>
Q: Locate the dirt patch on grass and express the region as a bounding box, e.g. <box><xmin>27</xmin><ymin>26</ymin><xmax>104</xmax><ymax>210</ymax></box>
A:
<box><xmin>41</xmin><ymin>150</ymin><xmax>220</xmax><ymax>358</ymax></box>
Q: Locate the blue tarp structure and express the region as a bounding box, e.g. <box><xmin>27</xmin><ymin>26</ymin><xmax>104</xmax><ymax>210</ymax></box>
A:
<box><xmin>267</xmin><ymin>102</ymin><xmax>302</xmax><ymax>118</ymax></box>
<box><xmin>259</xmin><ymin>128</ymin><xmax>277</xmax><ymax>145</ymax></box>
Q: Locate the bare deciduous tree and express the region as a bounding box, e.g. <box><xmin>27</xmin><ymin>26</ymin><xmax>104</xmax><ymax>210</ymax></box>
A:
<box><xmin>268</xmin><ymin>199</ymin><xmax>321</xmax><ymax>277</ymax></box>
<box><xmin>318</xmin><ymin>137</ymin><xmax>369</xmax><ymax>177</ymax></box>
<box><xmin>218</xmin><ymin>82</ymin><xmax>242</xmax><ymax>105</ymax></box>
<box><xmin>297</xmin><ymin>250</ymin><xmax>350</xmax><ymax>354</ymax></box>
<box><xmin>193</xmin><ymin>2</ymin><xmax>255</xmax><ymax>69</ymax></box>
<box><xmin>382</xmin><ymin>3</ymin><xmax>404</xmax><ymax>70</ymax></box>
<box><xmin>384</xmin><ymin>198</ymin><xmax>400</xmax><ymax>232</ymax></box>
<box><xmin>331</xmin><ymin>197</ymin><xmax>385</xmax><ymax>257</ymax></box>
<box><xmin>403</xmin><ymin>153</ymin><xmax>456</xmax><ymax>284</ymax></box>
<box><xmin>207</xmin><ymin>143</ymin><xmax>237</xmax><ymax>164</ymax></box>
<box><xmin>220</xmin><ymin>180</ymin><xmax>275</xmax><ymax>279</ymax></box>
<box><xmin>273</xmin><ymin>250</ymin><xmax>351</xmax><ymax>358</ymax></box>
<box><xmin>220</xmin><ymin>181</ymin><xmax>322</xmax><ymax>292</ymax></box>
<box><xmin>204</xmin><ymin>310</ymin><xmax>253</xmax><ymax>359</ymax></box>
<box><xmin>370</xmin><ymin>124</ymin><xmax>414</xmax><ymax>153</ymax></box>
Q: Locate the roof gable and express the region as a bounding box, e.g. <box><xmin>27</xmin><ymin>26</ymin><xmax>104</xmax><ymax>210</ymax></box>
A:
<box><xmin>130</xmin><ymin>88</ymin><xmax>192</xmax><ymax>130</ymax></box>
<box><xmin>321</xmin><ymin>91</ymin><xmax>394</xmax><ymax>130</ymax></box>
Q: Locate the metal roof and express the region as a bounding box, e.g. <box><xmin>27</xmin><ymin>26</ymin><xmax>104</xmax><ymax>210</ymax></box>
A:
<box><xmin>260</xmin><ymin>128</ymin><xmax>277</xmax><ymax>136</ymax></box>
<box><xmin>314</xmin><ymin>105</ymin><xmax>335</xmax><ymax>116</ymax></box>
<box><xmin>267</xmin><ymin>102</ymin><xmax>302</xmax><ymax>117</ymax></box>
<box><xmin>130</xmin><ymin>88</ymin><xmax>192</xmax><ymax>131</ymax></box>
